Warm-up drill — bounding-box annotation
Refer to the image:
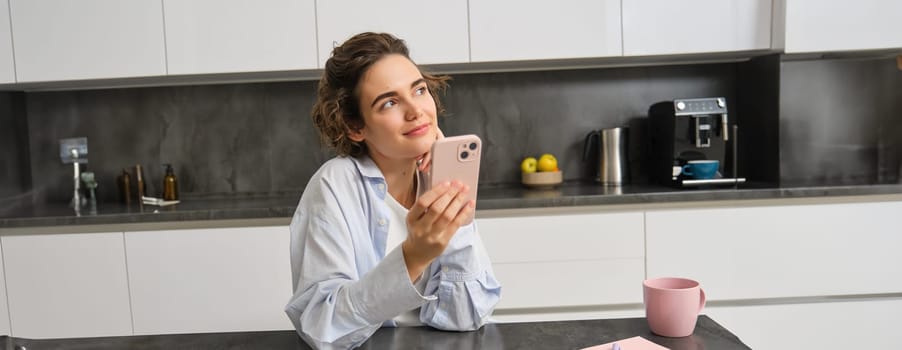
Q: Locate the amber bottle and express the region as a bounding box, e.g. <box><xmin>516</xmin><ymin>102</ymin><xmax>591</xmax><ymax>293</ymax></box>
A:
<box><xmin>163</xmin><ymin>164</ymin><xmax>179</xmax><ymax>201</ymax></box>
<box><xmin>118</xmin><ymin>169</ymin><xmax>131</xmax><ymax>204</ymax></box>
<box><xmin>135</xmin><ymin>164</ymin><xmax>147</xmax><ymax>200</ymax></box>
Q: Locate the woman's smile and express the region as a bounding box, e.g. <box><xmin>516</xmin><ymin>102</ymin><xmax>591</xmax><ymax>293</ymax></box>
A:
<box><xmin>403</xmin><ymin>123</ymin><xmax>432</xmax><ymax>137</ymax></box>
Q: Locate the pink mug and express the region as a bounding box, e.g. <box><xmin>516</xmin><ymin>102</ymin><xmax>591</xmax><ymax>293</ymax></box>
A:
<box><xmin>643</xmin><ymin>277</ymin><xmax>706</xmax><ymax>337</ymax></box>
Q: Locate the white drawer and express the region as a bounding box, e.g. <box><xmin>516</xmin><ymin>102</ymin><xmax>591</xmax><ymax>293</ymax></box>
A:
<box><xmin>478</xmin><ymin>212</ymin><xmax>644</xmax><ymax>263</ymax></box>
<box><xmin>493</xmin><ymin>259</ymin><xmax>645</xmax><ymax>309</ymax></box>
<box><xmin>646</xmin><ymin>201</ymin><xmax>902</xmax><ymax>300</ymax></box>
<box><xmin>706</xmin><ymin>298</ymin><xmax>902</xmax><ymax>350</ymax></box>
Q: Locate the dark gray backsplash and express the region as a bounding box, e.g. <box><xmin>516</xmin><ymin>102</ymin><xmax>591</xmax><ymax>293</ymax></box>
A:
<box><xmin>737</xmin><ymin>55</ymin><xmax>781</xmax><ymax>184</ymax></box>
<box><xmin>9</xmin><ymin>55</ymin><xmax>902</xmax><ymax>204</ymax></box>
<box><xmin>439</xmin><ymin>63</ymin><xmax>738</xmax><ymax>186</ymax></box>
<box><xmin>0</xmin><ymin>92</ymin><xmax>29</xmax><ymax>203</ymax></box>
<box><xmin>26</xmin><ymin>82</ymin><xmax>328</xmax><ymax>203</ymax></box>
<box><xmin>780</xmin><ymin>56</ymin><xmax>902</xmax><ymax>186</ymax></box>
<box><xmin>23</xmin><ymin>63</ymin><xmax>741</xmax><ymax>203</ymax></box>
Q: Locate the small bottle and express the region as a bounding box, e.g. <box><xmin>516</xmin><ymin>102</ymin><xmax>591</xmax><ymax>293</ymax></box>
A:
<box><xmin>163</xmin><ymin>164</ymin><xmax>179</xmax><ymax>201</ymax></box>
<box><xmin>135</xmin><ymin>164</ymin><xmax>146</xmax><ymax>199</ymax></box>
<box><xmin>118</xmin><ymin>169</ymin><xmax>132</xmax><ymax>204</ymax></box>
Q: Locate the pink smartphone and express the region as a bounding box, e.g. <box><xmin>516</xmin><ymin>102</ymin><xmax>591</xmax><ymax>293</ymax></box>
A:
<box><xmin>427</xmin><ymin>134</ymin><xmax>482</xmax><ymax>221</ymax></box>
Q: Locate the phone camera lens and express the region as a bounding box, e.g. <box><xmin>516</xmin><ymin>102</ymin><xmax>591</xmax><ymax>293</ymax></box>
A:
<box><xmin>460</xmin><ymin>151</ymin><xmax>469</xmax><ymax>159</ymax></box>
<box><xmin>469</xmin><ymin>142</ymin><xmax>477</xmax><ymax>150</ymax></box>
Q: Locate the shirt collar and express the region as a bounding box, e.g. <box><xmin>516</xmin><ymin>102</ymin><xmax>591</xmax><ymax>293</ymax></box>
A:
<box><xmin>350</xmin><ymin>154</ymin><xmax>384</xmax><ymax>180</ymax></box>
<box><xmin>350</xmin><ymin>155</ymin><xmax>387</xmax><ymax>200</ymax></box>
<box><xmin>350</xmin><ymin>155</ymin><xmax>425</xmax><ymax>199</ymax></box>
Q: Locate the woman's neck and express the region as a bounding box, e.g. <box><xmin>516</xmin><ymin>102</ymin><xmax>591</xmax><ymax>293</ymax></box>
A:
<box><xmin>369</xmin><ymin>153</ymin><xmax>418</xmax><ymax>209</ymax></box>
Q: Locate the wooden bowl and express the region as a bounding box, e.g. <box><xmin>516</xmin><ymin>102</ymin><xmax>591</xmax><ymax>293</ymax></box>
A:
<box><xmin>522</xmin><ymin>171</ymin><xmax>563</xmax><ymax>189</ymax></box>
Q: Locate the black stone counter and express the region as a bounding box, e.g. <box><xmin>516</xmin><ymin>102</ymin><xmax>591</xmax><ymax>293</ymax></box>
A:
<box><xmin>2</xmin><ymin>182</ymin><xmax>902</xmax><ymax>229</ymax></box>
<box><xmin>0</xmin><ymin>316</ymin><xmax>750</xmax><ymax>350</ymax></box>
<box><xmin>0</xmin><ymin>192</ymin><xmax>301</xmax><ymax>229</ymax></box>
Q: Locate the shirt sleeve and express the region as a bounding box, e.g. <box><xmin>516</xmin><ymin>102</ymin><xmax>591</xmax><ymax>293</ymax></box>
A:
<box><xmin>284</xmin><ymin>185</ymin><xmax>431</xmax><ymax>350</ymax></box>
<box><xmin>419</xmin><ymin>220</ymin><xmax>503</xmax><ymax>330</ymax></box>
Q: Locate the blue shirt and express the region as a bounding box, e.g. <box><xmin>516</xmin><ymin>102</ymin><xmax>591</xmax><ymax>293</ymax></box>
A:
<box><xmin>285</xmin><ymin>155</ymin><xmax>502</xmax><ymax>350</ymax></box>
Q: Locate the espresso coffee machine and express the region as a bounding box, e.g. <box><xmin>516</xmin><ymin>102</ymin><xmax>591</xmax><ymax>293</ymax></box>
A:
<box><xmin>647</xmin><ymin>97</ymin><xmax>745</xmax><ymax>187</ymax></box>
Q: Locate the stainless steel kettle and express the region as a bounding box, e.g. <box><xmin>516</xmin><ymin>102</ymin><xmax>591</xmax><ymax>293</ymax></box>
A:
<box><xmin>583</xmin><ymin>127</ymin><xmax>629</xmax><ymax>185</ymax></box>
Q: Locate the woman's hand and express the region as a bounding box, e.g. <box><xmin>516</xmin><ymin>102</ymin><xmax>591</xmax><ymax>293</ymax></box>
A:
<box><xmin>416</xmin><ymin>126</ymin><xmax>445</xmax><ymax>172</ymax></box>
<box><xmin>401</xmin><ymin>180</ymin><xmax>475</xmax><ymax>281</ymax></box>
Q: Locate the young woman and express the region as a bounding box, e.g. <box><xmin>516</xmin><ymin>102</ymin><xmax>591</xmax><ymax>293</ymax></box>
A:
<box><xmin>285</xmin><ymin>32</ymin><xmax>501</xmax><ymax>349</ymax></box>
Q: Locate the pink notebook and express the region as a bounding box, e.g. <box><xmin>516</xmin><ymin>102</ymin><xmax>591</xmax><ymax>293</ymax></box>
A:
<box><xmin>581</xmin><ymin>336</ymin><xmax>669</xmax><ymax>350</ymax></box>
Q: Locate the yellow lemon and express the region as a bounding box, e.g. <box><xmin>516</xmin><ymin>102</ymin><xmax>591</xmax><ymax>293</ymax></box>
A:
<box><xmin>520</xmin><ymin>157</ymin><xmax>537</xmax><ymax>173</ymax></box>
<box><xmin>537</xmin><ymin>154</ymin><xmax>558</xmax><ymax>172</ymax></box>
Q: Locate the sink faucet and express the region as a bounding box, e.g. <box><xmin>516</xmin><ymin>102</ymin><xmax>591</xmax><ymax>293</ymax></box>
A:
<box><xmin>70</xmin><ymin>148</ymin><xmax>83</xmax><ymax>210</ymax></box>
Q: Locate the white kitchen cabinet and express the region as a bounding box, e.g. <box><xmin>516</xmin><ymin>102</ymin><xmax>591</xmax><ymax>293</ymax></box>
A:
<box><xmin>469</xmin><ymin>0</ymin><xmax>622</xmax><ymax>62</ymax></box>
<box><xmin>125</xmin><ymin>226</ymin><xmax>293</xmax><ymax>335</ymax></box>
<box><xmin>622</xmin><ymin>0</ymin><xmax>772</xmax><ymax>56</ymax></box>
<box><xmin>163</xmin><ymin>0</ymin><xmax>317</xmax><ymax>75</ymax></box>
<box><xmin>1</xmin><ymin>232</ymin><xmax>133</xmax><ymax>338</ymax></box>
<box><xmin>781</xmin><ymin>0</ymin><xmax>902</xmax><ymax>53</ymax></box>
<box><xmin>646</xmin><ymin>201</ymin><xmax>902</xmax><ymax>301</ymax></box>
<box><xmin>478</xmin><ymin>212</ymin><xmax>645</xmax><ymax>314</ymax></box>
<box><xmin>0</xmin><ymin>0</ymin><xmax>15</xmax><ymax>83</ymax></box>
<box><xmin>706</xmin><ymin>298</ymin><xmax>902</xmax><ymax>350</ymax></box>
<box><xmin>315</xmin><ymin>0</ymin><xmax>469</xmax><ymax>67</ymax></box>
<box><xmin>9</xmin><ymin>0</ymin><xmax>166</xmax><ymax>82</ymax></box>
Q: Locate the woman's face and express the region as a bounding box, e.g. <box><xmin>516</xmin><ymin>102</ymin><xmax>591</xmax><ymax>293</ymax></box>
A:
<box><xmin>350</xmin><ymin>54</ymin><xmax>438</xmax><ymax>162</ymax></box>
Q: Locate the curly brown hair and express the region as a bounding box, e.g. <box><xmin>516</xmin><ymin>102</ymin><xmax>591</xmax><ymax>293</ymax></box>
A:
<box><xmin>311</xmin><ymin>32</ymin><xmax>450</xmax><ymax>157</ymax></box>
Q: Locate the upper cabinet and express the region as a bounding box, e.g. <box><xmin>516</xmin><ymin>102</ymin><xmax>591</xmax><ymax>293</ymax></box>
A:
<box><xmin>315</xmin><ymin>0</ymin><xmax>469</xmax><ymax>66</ymax></box>
<box><xmin>164</xmin><ymin>0</ymin><xmax>317</xmax><ymax>75</ymax></box>
<box><xmin>622</xmin><ymin>0</ymin><xmax>772</xmax><ymax>56</ymax></box>
<box><xmin>469</xmin><ymin>0</ymin><xmax>622</xmax><ymax>62</ymax></box>
<box><xmin>0</xmin><ymin>0</ymin><xmax>15</xmax><ymax>83</ymax></box>
<box><xmin>781</xmin><ymin>0</ymin><xmax>902</xmax><ymax>53</ymax></box>
<box><xmin>9</xmin><ymin>0</ymin><xmax>166</xmax><ymax>82</ymax></box>
<box><xmin>2</xmin><ymin>0</ymin><xmax>898</xmax><ymax>87</ymax></box>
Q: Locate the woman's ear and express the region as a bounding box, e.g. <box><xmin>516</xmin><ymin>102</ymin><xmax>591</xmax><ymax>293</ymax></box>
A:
<box><xmin>348</xmin><ymin>127</ymin><xmax>365</xmax><ymax>142</ymax></box>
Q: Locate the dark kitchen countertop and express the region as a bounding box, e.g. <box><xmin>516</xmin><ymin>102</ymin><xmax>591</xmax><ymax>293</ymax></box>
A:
<box><xmin>0</xmin><ymin>192</ymin><xmax>302</xmax><ymax>229</ymax></box>
<box><xmin>2</xmin><ymin>181</ymin><xmax>902</xmax><ymax>230</ymax></box>
<box><xmin>0</xmin><ymin>315</ymin><xmax>750</xmax><ymax>350</ymax></box>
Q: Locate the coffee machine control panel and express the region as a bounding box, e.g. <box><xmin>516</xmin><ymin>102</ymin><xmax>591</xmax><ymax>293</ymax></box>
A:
<box><xmin>673</xmin><ymin>98</ymin><xmax>727</xmax><ymax>116</ymax></box>
<box><xmin>672</xmin><ymin>97</ymin><xmax>730</xmax><ymax>146</ymax></box>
